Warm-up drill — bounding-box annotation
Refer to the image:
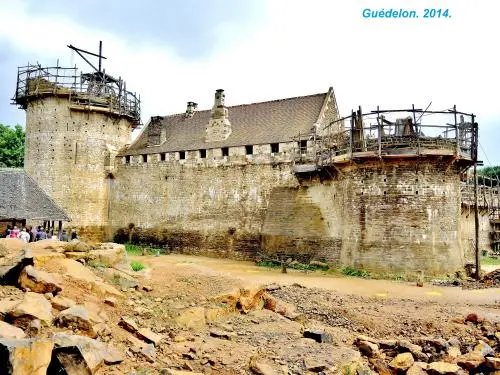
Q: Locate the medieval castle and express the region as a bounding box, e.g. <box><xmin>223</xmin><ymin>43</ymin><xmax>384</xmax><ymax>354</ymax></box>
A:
<box><xmin>10</xmin><ymin>55</ymin><xmax>500</xmax><ymax>275</ymax></box>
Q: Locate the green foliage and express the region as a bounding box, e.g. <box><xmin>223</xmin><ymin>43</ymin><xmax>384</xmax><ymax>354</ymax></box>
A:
<box><xmin>256</xmin><ymin>260</ymin><xmax>329</xmax><ymax>271</ymax></box>
<box><xmin>478</xmin><ymin>166</ymin><xmax>500</xmax><ymax>186</ymax></box>
<box><xmin>0</xmin><ymin>124</ymin><xmax>24</xmax><ymax>168</ymax></box>
<box><xmin>340</xmin><ymin>267</ymin><xmax>371</xmax><ymax>278</ymax></box>
<box><xmin>125</xmin><ymin>243</ymin><xmax>143</xmax><ymax>255</ymax></box>
<box><xmin>131</xmin><ymin>261</ymin><xmax>145</xmax><ymax>272</ymax></box>
<box><xmin>481</xmin><ymin>256</ymin><xmax>500</xmax><ymax>266</ymax></box>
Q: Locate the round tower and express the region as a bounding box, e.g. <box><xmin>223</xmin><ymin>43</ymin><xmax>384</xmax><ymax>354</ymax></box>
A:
<box><xmin>13</xmin><ymin>60</ymin><xmax>140</xmax><ymax>240</ymax></box>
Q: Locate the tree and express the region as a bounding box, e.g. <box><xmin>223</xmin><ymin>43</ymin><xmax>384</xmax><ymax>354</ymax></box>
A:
<box><xmin>0</xmin><ymin>124</ymin><xmax>25</xmax><ymax>168</ymax></box>
<box><xmin>478</xmin><ymin>165</ymin><xmax>500</xmax><ymax>187</ymax></box>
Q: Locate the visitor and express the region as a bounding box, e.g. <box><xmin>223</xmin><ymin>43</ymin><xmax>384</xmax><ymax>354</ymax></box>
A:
<box><xmin>9</xmin><ymin>226</ymin><xmax>20</xmax><ymax>238</ymax></box>
<box><xmin>36</xmin><ymin>227</ymin><xmax>48</xmax><ymax>241</ymax></box>
<box><xmin>3</xmin><ymin>226</ymin><xmax>11</xmax><ymax>238</ymax></box>
<box><xmin>70</xmin><ymin>229</ymin><xmax>78</xmax><ymax>241</ymax></box>
<box><xmin>60</xmin><ymin>230</ymin><xmax>69</xmax><ymax>242</ymax></box>
<box><xmin>28</xmin><ymin>226</ymin><xmax>36</xmax><ymax>242</ymax></box>
<box><xmin>17</xmin><ymin>228</ymin><xmax>30</xmax><ymax>243</ymax></box>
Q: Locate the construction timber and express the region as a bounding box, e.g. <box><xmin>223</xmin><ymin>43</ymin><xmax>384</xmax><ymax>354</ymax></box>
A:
<box><xmin>12</xmin><ymin>63</ymin><xmax>141</xmax><ymax>127</ymax></box>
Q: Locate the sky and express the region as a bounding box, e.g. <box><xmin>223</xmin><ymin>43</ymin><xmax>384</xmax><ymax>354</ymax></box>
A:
<box><xmin>0</xmin><ymin>0</ymin><xmax>498</xmax><ymax>165</ymax></box>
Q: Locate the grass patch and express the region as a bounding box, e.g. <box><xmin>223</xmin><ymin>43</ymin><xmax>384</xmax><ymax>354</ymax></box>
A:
<box><xmin>125</xmin><ymin>243</ymin><xmax>163</xmax><ymax>256</ymax></box>
<box><xmin>131</xmin><ymin>261</ymin><xmax>145</xmax><ymax>272</ymax></box>
<box><xmin>481</xmin><ymin>256</ymin><xmax>500</xmax><ymax>266</ymax></box>
<box><xmin>340</xmin><ymin>267</ymin><xmax>371</xmax><ymax>278</ymax></box>
<box><xmin>256</xmin><ymin>260</ymin><xmax>330</xmax><ymax>272</ymax></box>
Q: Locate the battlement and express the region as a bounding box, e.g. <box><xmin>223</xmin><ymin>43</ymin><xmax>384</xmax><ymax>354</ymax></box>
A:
<box><xmin>293</xmin><ymin>106</ymin><xmax>477</xmax><ymax>172</ymax></box>
<box><xmin>13</xmin><ymin>64</ymin><xmax>141</xmax><ymax>127</ymax></box>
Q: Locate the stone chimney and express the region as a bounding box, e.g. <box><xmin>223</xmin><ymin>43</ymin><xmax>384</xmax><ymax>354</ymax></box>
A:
<box><xmin>185</xmin><ymin>101</ymin><xmax>198</xmax><ymax>118</ymax></box>
<box><xmin>206</xmin><ymin>89</ymin><xmax>231</xmax><ymax>142</ymax></box>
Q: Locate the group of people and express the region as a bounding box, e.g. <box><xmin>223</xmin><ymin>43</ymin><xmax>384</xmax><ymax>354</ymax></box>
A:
<box><xmin>2</xmin><ymin>225</ymin><xmax>78</xmax><ymax>243</ymax></box>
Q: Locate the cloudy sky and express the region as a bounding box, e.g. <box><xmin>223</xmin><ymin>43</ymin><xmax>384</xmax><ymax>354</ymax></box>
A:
<box><xmin>0</xmin><ymin>0</ymin><xmax>498</xmax><ymax>164</ymax></box>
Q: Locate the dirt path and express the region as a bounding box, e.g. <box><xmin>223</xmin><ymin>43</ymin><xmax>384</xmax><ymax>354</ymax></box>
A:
<box><xmin>135</xmin><ymin>254</ymin><xmax>500</xmax><ymax>307</ymax></box>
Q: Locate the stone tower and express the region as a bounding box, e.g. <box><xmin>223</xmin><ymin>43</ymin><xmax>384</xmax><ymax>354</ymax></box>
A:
<box><xmin>13</xmin><ymin>61</ymin><xmax>140</xmax><ymax>240</ymax></box>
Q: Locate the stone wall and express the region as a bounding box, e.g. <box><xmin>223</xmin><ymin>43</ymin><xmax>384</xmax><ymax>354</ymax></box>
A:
<box><xmin>338</xmin><ymin>161</ymin><xmax>464</xmax><ymax>275</ymax></box>
<box><xmin>24</xmin><ymin>97</ymin><xmax>133</xmax><ymax>239</ymax></box>
<box><xmin>110</xmin><ymin>155</ymin><xmax>299</xmax><ymax>259</ymax></box>
<box><xmin>460</xmin><ymin>209</ymin><xmax>492</xmax><ymax>261</ymax></box>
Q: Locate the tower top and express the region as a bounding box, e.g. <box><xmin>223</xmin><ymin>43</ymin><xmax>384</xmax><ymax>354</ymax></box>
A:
<box><xmin>12</xmin><ymin>43</ymin><xmax>141</xmax><ymax>127</ymax></box>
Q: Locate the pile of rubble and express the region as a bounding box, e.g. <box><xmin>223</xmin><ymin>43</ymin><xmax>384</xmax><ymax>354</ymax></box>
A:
<box><xmin>350</xmin><ymin>313</ymin><xmax>500</xmax><ymax>374</ymax></box>
<box><xmin>0</xmin><ymin>238</ymin><xmax>148</xmax><ymax>374</ymax></box>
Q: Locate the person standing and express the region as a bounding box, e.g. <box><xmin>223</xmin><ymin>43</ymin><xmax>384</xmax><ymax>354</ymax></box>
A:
<box><xmin>18</xmin><ymin>228</ymin><xmax>30</xmax><ymax>243</ymax></box>
<box><xmin>36</xmin><ymin>227</ymin><xmax>48</xmax><ymax>241</ymax></box>
<box><xmin>70</xmin><ymin>229</ymin><xmax>78</xmax><ymax>241</ymax></box>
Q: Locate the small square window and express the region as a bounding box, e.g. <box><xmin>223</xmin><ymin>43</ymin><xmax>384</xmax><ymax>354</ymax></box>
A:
<box><xmin>199</xmin><ymin>149</ymin><xmax>206</xmax><ymax>158</ymax></box>
<box><xmin>222</xmin><ymin>147</ymin><xmax>229</xmax><ymax>157</ymax></box>
<box><xmin>179</xmin><ymin>151</ymin><xmax>185</xmax><ymax>160</ymax></box>
<box><xmin>245</xmin><ymin>145</ymin><xmax>253</xmax><ymax>155</ymax></box>
<box><xmin>271</xmin><ymin>143</ymin><xmax>279</xmax><ymax>153</ymax></box>
<box><xmin>142</xmin><ymin>154</ymin><xmax>147</xmax><ymax>163</ymax></box>
<box><xmin>160</xmin><ymin>153</ymin><xmax>166</xmax><ymax>161</ymax></box>
<box><xmin>125</xmin><ymin>155</ymin><xmax>131</xmax><ymax>164</ymax></box>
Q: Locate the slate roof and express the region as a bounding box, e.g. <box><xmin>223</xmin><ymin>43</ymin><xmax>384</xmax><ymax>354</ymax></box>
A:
<box><xmin>124</xmin><ymin>91</ymin><xmax>330</xmax><ymax>155</ymax></box>
<box><xmin>0</xmin><ymin>168</ymin><xmax>71</xmax><ymax>221</ymax></box>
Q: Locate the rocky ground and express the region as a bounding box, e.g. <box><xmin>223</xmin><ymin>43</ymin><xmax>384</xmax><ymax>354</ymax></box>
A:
<box><xmin>1</xmin><ymin>238</ymin><xmax>500</xmax><ymax>375</ymax></box>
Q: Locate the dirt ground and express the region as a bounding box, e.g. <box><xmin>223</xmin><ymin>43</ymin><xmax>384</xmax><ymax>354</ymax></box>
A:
<box><xmin>91</xmin><ymin>254</ymin><xmax>500</xmax><ymax>374</ymax></box>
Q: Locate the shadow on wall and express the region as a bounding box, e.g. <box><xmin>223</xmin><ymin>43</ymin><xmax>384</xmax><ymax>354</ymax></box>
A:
<box><xmin>113</xmin><ymin>225</ymin><xmax>260</xmax><ymax>260</ymax></box>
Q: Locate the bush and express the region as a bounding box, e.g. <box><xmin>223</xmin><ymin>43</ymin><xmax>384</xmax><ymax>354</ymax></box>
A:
<box><xmin>341</xmin><ymin>267</ymin><xmax>371</xmax><ymax>278</ymax></box>
<box><xmin>131</xmin><ymin>261</ymin><xmax>145</xmax><ymax>272</ymax></box>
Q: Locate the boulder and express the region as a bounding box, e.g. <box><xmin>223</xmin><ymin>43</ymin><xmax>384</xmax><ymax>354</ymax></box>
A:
<box><xmin>0</xmin><ymin>248</ymin><xmax>34</xmax><ymax>286</ymax></box>
<box><xmin>101</xmin><ymin>267</ymin><xmax>138</xmax><ymax>289</ymax></box>
<box><xmin>0</xmin><ymin>321</ymin><xmax>26</xmax><ymax>339</ymax></box>
<box><xmin>51</xmin><ymin>295</ymin><xmax>76</xmax><ymax>311</ymax></box>
<box><xmin>357</xmin><ymin>340</ymin><xmax>379</xmax><ymax>357</ymax></box>
<box><xmin>249</xmin><ymin>355</ymin><xmax>286</xmax><ymax>375</ymax></box>
<box><xmin>304</xmin><ymin>358</ymin><xmax>328</xmax><ymax>372</ymax></box>
<box><xmin>427</xmin><ymin>361</ymin><xmax>461</xmax><ymax>375</ymax></box>
<box><xmin>486</xmin><ymin>357</ymin><xmax>500</xmax><ymax>370</ymax></box>
<box><xmin>446</xmin><ymin>346</ymin><xmax>461</xmax><ymax>358</ymax></box>
<box><xmin>0</xmin><ymin>338</ymin><xmax>53</xmax><ymax>375</ymax></box>
<box><xmin>456</xmin><ymin>351</ymin><xmax>485</xmax><ymax>370</ymax></box>
<box><xmin>118</xmin><ymin>316</ymin><xmax>139</xmax><ymax>333</ymax></box>
<box><xmin>48</xmin><ymin>345</ymin><xmax>94</xmax><ymax>375</ymax></box>
<box><xmin>303</xmin><ymin>329</ymin><xmax>333</xmax><ymax>343</ymax></box>
<box><xmin>407</xmin><ymin>364</ymin><xmax>428</xmax><ymax>375</ymax></box>
<box><xmin>389</xmin><ymin>352</ymin><xmax>414</xmax><ymax>371</ymax></box>
<box><xmin>90</xmin><ymin>280</ymin><xmax>124</xmax><ymax>298</ymax></box>
<box><xmin>176</xmin><ymin>307</ymin><xmax>206</xmax><ymax>329</ymax></box>
<box><xmin>0</xmin><ymin>298</ymin><xmax>23</xmax><ymax>320</ymax></box>
<box><xmin>369</xmin><ymin>358</ymin><xmax>393</xmax><ymax>375</ymax></box>
<box><xmin>209</xmin><ymin>328</ymin><xmax>234</xmax><ymax>341</ymax></box>
<box><xmin>7</xmin><ymin>292</ymin><xmax>52</xmax><ymax>328</ymax></box>
<box><xmin>141</xmin><ymin>344</ymin><xmax>156</xmax><ymax>363</ymax></box>
<box><xmin>137</xmin><ymin>328</ymin><xmax>163</xmax><ymax>346</ymax></box>
<box><xmin>25</xmin><ymin>319</ymin><xmax>41</xmax><ymax>337</ymax></box>
<box><xmin>88</xmin><ymin>244</ymin><xmax>127</xmax><ymax>267</ymax></box>
<box><xmin>52</xmin><ymin>333</ymin><xmax>124</xmax><ymax>373</ymax></box>
<box><xmin>474</xmin><ymin>340</ymin><xmax>495</xmax><ymax>356</ymax></box>
<box><xmin>55</xmin><ymin>305</ymin><xmax>96</xmax><ymax>335</ymax></box>
<box><xmin>18</xmin><ymin>265</ymin><xmax>62</xmax><ymax>294</ymax></box>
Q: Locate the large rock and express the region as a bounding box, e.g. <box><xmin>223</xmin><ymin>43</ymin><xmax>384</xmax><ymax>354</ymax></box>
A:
<box><xmin>389</xmin><ymin>353</ymin><xmax>414</xmax><ymax>371</ymax></box>
<box><xmin>7</xmin><ymin>292</ymin><xmax>52</xmax><ymax>328</ymax></box>
<box><xmin>0</xmin><ymin>338</ymin><xmax>53</xmax><ymax>375</ymax></box>
<box><xmin>51</xmin><ymin>333</ymin><xmax>124</xmax><ymax>374</ymax></box>
<box><xmin>427</xmin><ymin>362</ymin><xmax>462</xmax><ymax>375</ymax></box>
<box><xmin>90</xmin><ymin>280</ymin><xmax>124</xmax><ymax>298</ymax></box>
<box><xmin>118</xmin><ymin>316</ymin><xmax>139</xmax><ymax>333</ymax></box>
<box><xmin>137</xmin><ymin>328</ymin><xmax>163</xmax><ymax>346</ymax></box>
<box><xmin>249</xmin><ymin>355</ymin><xmax>286</xmax><ymax>375</ymax></box>
<box><xmin>487</xmin><ymin>357</ymin><xmax>500</xmax><ymax>370</ymax></box>
<box><xmin>175</xmin><ymin>307</ymin><xmax>206</xmax><ymax>329</ymax></box>
<box><xmin>51</xmin><ymin>295</ymin><xmax>76</xmax><ymax>311</ymax></box>
<box><xmin>55</xmin><ymin>305</ymin><xmax>98</xmax><ymax>336</ymax></box>
<box><xmin>88</xmin><ymin>244</ymin><xmax>128</xmax><ymax>267</ymax></box>
<box><xmin>0</xmin><ymin>248</ymin><xmax>34</xmax><ymax>286</ymax></box>
<box><xmin>456</xmin><ymin>350</ymin><xmax>485</xmax><ymax>370</ymax></box>
<box><xmin>18</xmin><ymin>265</ymin><xmax>62</xmax><ymax>294</ymax></box>
<box><xmin>0</xmin><ymin>321</ymin><xmax>26</xmax><ymax>339</ymax></box>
